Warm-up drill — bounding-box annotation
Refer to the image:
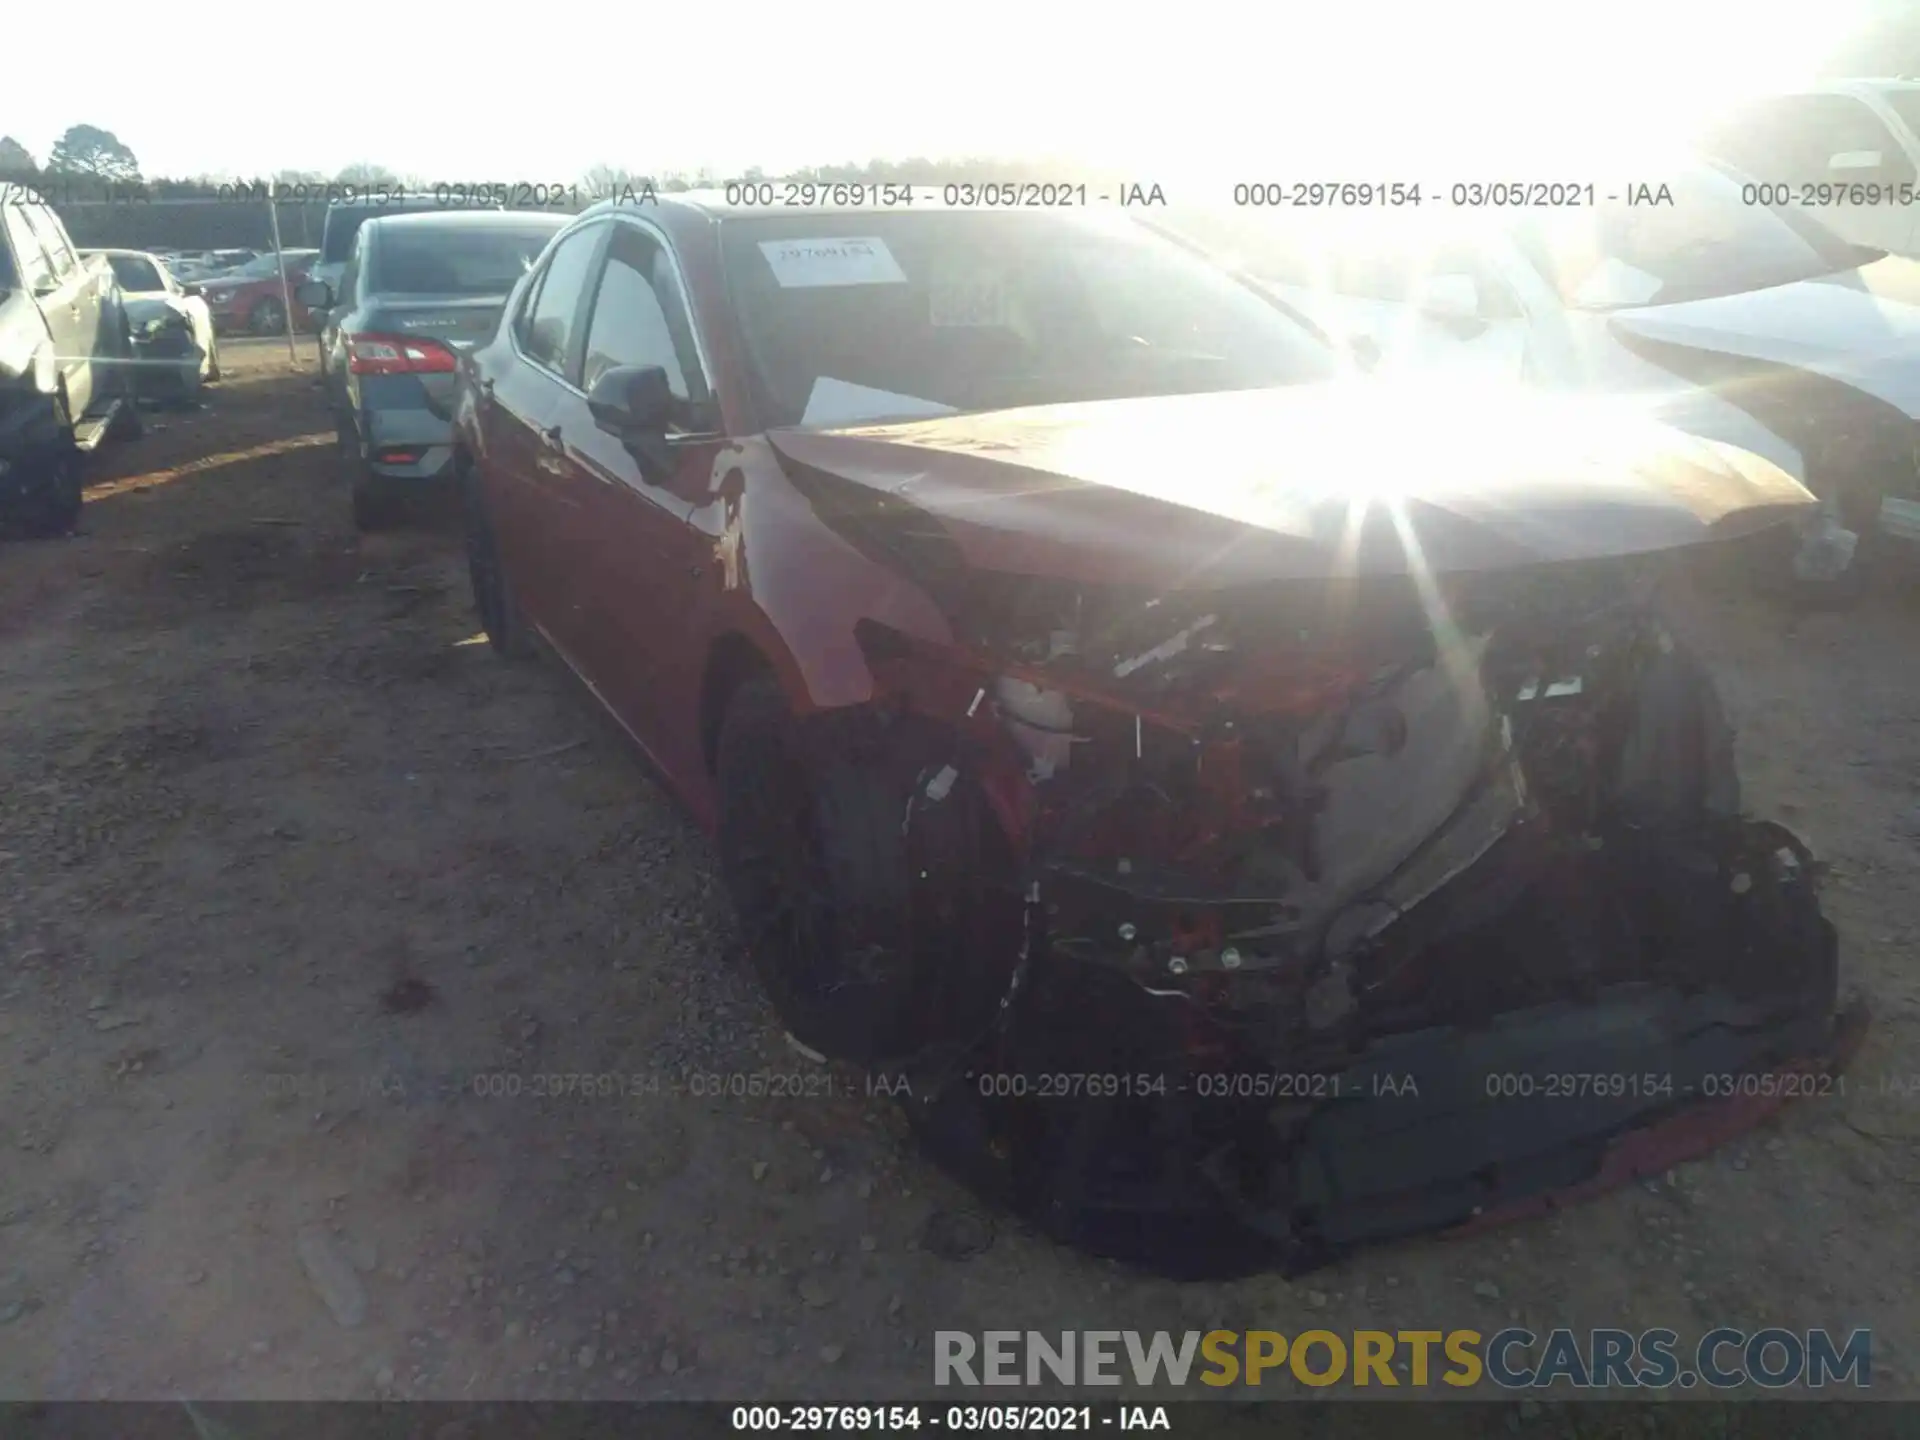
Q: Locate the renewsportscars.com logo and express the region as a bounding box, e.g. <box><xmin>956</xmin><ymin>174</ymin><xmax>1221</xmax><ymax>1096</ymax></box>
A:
<box><xmin>933</xmin><ymin>1328</ymin><xmax>1872</xmax><ymax>1390</ymax></box>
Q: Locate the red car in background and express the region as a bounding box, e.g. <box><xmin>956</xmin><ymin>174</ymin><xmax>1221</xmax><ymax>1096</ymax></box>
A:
<box><xmin>199</xmin><ymin>249</ymin><xmax>320</xmax><ymax>335</ymax></box>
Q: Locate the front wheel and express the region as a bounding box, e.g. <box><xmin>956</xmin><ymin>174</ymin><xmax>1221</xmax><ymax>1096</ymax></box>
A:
<box><xmin>715</xmin><ymin>681</ymin><xmax>1018</xmax><ymax>1063</ymax></box>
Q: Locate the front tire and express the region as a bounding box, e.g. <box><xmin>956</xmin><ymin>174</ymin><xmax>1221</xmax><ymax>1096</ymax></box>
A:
<box><xmin>715</xmin><ymin>681</ymin><xmax>1017</xmax><ymax>1063</ymax></box>
<box><xmin>250</xmin><ymin>297</ymin><xmax>285</xmax><ymax>336</ymax></box>
<box><xmin>717</xmin><ymin>680</ymin><xmax>915</xmax><ymax>1061</ymax></box>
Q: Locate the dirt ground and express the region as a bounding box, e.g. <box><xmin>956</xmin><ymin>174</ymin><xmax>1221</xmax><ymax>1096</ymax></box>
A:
<box><xmin>1</xmin><ymin>339</ymin><xmax>1918</xmax><ymax>1410</ymax></box>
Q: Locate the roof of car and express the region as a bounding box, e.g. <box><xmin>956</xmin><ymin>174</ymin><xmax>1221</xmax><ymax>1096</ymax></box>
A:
<box><xmin>573</xmin><ymin>190</ymin><xmax>1129</xmax><ymax>224</ymax></box>
<box><xmin>361</xmin><ymin>209</ymin><xmax>571</xmax><ymax>232</ymax></box>
<box><xmin>84</xmin><ymin>248</ymin><xmax>165</xmax><ymax>260</ymax></box>
<box><xmin>1788</xmin><ymin>78</ymin><xmax>1920</xmax><ymax>98</ymax></box>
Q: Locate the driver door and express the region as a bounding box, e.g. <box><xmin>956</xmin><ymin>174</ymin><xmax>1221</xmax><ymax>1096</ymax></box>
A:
<box><xmin>550</xmin><ymin>217</ymin><xmax>725</xmax><ymax>778</ymax></box>
<box><xmin>12</xmin><ymin>202</ymin><xmax>98</xmax><ymax>417</ymax></box>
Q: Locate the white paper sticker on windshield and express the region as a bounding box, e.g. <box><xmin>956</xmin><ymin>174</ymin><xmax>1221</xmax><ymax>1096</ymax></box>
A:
<box><xmin>800</xmin><ymin>378</ymin><xmax>959</xmax><ymax>428</ymax></box>
<box><xmin>758</xmin><ymin>237</ymin><xmax>907</xmax><ymax>289</ymax></box>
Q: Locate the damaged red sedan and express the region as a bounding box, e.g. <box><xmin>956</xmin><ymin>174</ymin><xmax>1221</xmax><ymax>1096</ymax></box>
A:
<box><xmin>452</xmin><ymin>196</ymin><xmax>1864</xmax><ymax>1278</ymax></box>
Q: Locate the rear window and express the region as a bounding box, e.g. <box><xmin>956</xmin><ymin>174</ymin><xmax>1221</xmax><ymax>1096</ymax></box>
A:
<box><xmin>106</xmin><ymin>254</ymin><xmax>166</xmax><ymax>291</ymax></box>
<box><xmin>367</xmin><ymin>223</ymin><xmax>562</xmax><ymax>297</ymax></box>
<box><xmin>319</xmin><ymin>201</ymin><xmax>447</xmax><ymax>264</ymax></box>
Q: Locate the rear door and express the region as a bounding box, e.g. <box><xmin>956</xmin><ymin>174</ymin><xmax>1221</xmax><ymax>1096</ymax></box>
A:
<box><xmin>488</xmin><ymin>220</ymin><xmax>612</xmax><ymax>658</ymax></box>
<box><xmin>318</xmin><ymin>230</ymin><xmax>367</xmax><ymax>415</ymax></box>
<box><xmin>548</xmin><ymin>217</ymin><xmax>725</xmax><ymax>773</ymax></box>
<box><xmin>14</xmin><ymin>203</ymin><xmax>98</xmax><ymax>416</ymax></box>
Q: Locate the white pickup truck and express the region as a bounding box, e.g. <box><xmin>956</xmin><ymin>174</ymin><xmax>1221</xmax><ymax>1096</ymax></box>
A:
<box><xmin>1704</xmin><ymin>78</ymin><xmax>1920</xmax><ymax>256</ymax></box>
<box><xmin>0</xmin><ymin>186</ymin><xmax>142</xmax><ymax>537</ymax></box>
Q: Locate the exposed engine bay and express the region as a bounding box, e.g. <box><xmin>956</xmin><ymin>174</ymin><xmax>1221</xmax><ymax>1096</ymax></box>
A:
<box><xmin>827</xmin><ymin>550</ymin><xmax>1857</xmax><ymax>1278</ymax></box>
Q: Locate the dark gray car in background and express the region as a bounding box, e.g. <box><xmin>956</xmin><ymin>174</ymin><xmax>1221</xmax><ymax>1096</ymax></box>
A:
<box><xmin>307</xmin><ymin>195</ymin><xmax>503</xmax><ymax>366</ymax></box>
<box><xmin>300</xmin><ymin>210</ymin><xmax>567</xmax><ymax>530</ymax></box>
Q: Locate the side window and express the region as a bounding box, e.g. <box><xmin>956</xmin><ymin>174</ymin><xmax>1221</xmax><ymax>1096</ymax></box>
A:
<box><xmin>22</xmin><ymin>205</ymin><xmax>76</xmax><ymax>280</ymax></box>
<box><xmin>580</xmin><ymin>225</ymin><xmax>706</xmax><ymax>410</ymax></box>
<box><xmin>1715</xmin><ymin>95</ymin><xmax>1917</xmax><ymax>186</ymax></box>
<box><xmin>3</xmin><ymin>204</ymin><xmax>56</xmax><ymax>292</ymax></box>
<box><xmin>517</xmin><ymin>224</ymin><xmax>604</xmax><ymax>379</ymax></box>
<box><xmin>338</xmin><ymin>232</ymin><xmax>364</xmax><ymax>306</ymax></box>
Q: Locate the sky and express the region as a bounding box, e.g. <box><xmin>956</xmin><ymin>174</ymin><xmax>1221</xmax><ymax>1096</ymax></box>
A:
<box><xmin>3</xmin><ymin>0</ymin><xmax>1895</xmax><ymax>191</ymax></box>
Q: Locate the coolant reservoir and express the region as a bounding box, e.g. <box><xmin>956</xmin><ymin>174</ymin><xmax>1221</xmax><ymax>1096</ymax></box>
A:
<box><xmin>1312</xmin><ymin>634</ymin><xmax>1504</xmax><ymax>904</ymax></box>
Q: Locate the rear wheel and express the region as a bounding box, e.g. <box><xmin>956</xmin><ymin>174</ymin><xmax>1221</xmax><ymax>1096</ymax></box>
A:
<box><xmin>462</xmin><ymin>470</ymin><xmax>535</xmax><ymax>657</ymax></box>
<box><xmin>250</xmin><ymin>297</ymin><xmax>285</xmax><ymax>336</ymax></box>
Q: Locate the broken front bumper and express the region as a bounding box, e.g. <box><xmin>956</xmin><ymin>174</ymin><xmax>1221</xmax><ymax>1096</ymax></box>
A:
<box><xmin>903</xmin><ymin>814</ymin><xmax>1855</xmax><ymax>1279</ymax></box>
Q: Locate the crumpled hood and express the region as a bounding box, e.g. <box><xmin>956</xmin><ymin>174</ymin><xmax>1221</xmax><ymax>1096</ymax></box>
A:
<box><xmin>1608</xmin><ymin>256</ymin><xmax>1920</xmax><ymax>417</ymax></box>
<box><xmin>124</xmin><ymin>296</ymin><xmax>190</xmax><ymax>325</ymax></box>
<box><xmin>769</xmin><ymin>382</ymin><xmax>1815</xmax><ymax>587</ymax></box>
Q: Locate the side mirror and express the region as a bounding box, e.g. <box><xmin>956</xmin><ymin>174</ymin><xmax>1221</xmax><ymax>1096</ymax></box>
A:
<box><xmin>1347</xmin><ymin>333</ymin><xmax>1382</xmax><ymax>371</ymax></box>
<box><xmin>295</xmin><ymin>279</ymin><xmax>332</xmax><ymax>310</ymax></box>
<box><xmin>183</xmin><ymin>283</ymin><xmax>203</xmax><ymax>298</ymax></box>
<box><xmin>587</xmin><ymin>364</ymin><xmax>676</xmax><ymax>477</ymax></box>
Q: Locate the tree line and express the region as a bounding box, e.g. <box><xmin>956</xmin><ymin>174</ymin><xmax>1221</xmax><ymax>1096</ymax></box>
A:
<box><xmin>0</xmin><ymin>125</ymin><xmax>1110</xmax><ymax>200</ymax></box>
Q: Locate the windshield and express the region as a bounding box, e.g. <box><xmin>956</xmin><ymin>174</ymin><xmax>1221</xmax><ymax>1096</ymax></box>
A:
<box><xmin>106</xmin><ymin>254</ymin><xmax>166</xmax><ymax>292</ymax></box>
<box><xmin>1511</xmin><ymin>162</ymin><xmax>1857</xmax><ymax>309</ymax></box>
<box><xmin>721</xmin><ymin>211</ymin><xmax>1335</xmax><ymax>428</ymax></box>
<box><xmin>369</xmin><ymin>223</ymin><xmax>561</xmax><ymax>296</ymax></box>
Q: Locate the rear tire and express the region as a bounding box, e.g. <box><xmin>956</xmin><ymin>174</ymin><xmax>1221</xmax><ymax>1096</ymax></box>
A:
<box><xmin>250</xmin><ymin>297</ymin><xmax>285</xmax><ymax>336</ymax></box>
<box><xmin>462</xmin><ymin>470</ymin><xmax>535</xmax><ymax>657</ymax></box>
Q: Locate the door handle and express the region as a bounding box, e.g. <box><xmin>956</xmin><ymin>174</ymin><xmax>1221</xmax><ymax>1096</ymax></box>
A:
<box><xmin>542</xmin><ymin>424</ymin><xmax>563</xmax><ymax>448</ymax></box>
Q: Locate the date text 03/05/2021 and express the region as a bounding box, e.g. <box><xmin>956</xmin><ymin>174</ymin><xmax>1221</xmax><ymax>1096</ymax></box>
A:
<box><xmin>1225</xmin><ymin>180</ymin><xmax>1681</xmax><ymax>208</ymax></box>
<box><xmin>264</xmin><ymin>1064</ymin><xmax>1895</xmax><ymax>1106</ymax></box>
<box><xmin>730</xmin><ymin>1406</ymin><xmax>1172</xmax><ymax>1432</ymax></box>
